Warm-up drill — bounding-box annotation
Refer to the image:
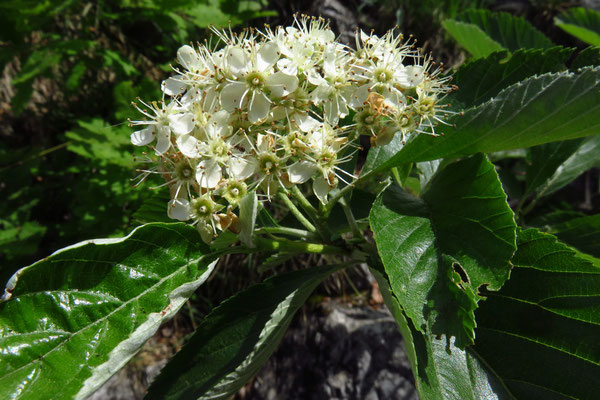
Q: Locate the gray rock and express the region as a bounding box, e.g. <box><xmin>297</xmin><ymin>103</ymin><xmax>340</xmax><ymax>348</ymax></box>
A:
<box><xmin>241</xmin><ymin>301</ymin><xmax>418</xmax><ymax>400</ymax></box>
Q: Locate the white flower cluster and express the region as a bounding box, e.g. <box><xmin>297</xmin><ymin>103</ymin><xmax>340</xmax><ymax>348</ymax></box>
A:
<box><xmin>130</xmin><ymin>17</ymin><xmax>452</xmax><ymax>242</ymax></box>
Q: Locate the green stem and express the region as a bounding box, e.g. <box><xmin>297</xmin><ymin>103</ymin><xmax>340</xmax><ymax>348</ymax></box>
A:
<box><xmin>254</xmin><ymin>237</ymin><xmax>343</xmax><ymax>254</ymax></box>
<box><xmin>290</xmin><ymin>185</ymin><xmax>319</xmax><ymax>219</ymax></box>
<box><xmin>339</xmin><ymin>196</ymin><xmax>362</xmax><ymax>239</ymax></box>
<box><xmin>290</xmin><ymin>185</ymin><xmax>332</xmax><ymax>241</ymax></box>
<box><xmin>277</xmin><ymin>191</ymin><xmax>316</xmax><ymax>233</ymax></box>
<box><xmin>342</xmin><ymin>269</ymin><xmax>364</xmax><ymax>299</ymax></box>
<box><xmin>255</xmin><ymin>226</ymin><xmax>316</xmax><ymax>240</ymax></box>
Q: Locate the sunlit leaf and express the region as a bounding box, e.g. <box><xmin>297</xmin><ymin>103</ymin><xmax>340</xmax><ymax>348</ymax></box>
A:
<box><xmin>370</xmin><ymin>154</ymin><xmax>516</xmax><ymax>348</ymax></box>
<box><xmin>368</xmin><ymin>67</ymin><xmax>600</xmax><ymax>173</ymax></box>
<box><xmin>370</xmin><ymin>263</ymin><xmax>515</xmax><ymax>400</ymax></box>
<box><xmin>0</xmin><ymin>223</ymin><xmax>218</xmax><ymax>400</ymax></box>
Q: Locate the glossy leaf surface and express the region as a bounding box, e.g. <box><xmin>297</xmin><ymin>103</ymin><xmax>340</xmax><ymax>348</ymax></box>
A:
<box><xmin>146</xmin><ymin>264</ymin><xmax>341</xmax><ymax>400</ymax></box>
<box><xmin>370</xmin><ymin>154</ymin><xmax>516</xmax><ymax>348</ymax></box>
<box><xmin>369</xmin><ymin>67</ymin><xmax>600</xmax><ymax>174</ymax></box>
<box><xmin>0</xmin><ymin>223</ymin><xmax>218</xmax><ymax>400</ymax></box>
<box><xmin>474</xmin><ymin>228</ymin><xmax>600</xmax><ymax>399</ymax></box>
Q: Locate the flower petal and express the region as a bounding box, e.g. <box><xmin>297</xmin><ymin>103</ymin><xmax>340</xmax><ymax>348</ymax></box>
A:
<box><xmin>324</xmin><ymin>97</ymin><xmax>340</xmax><ymax>126</ymax></box>
<box><xmin>130</xmin><ymin>127</ymin><xmax>155</xmax><ymax>146</ymax></box>
<box><xmin>203</xmin><ymin>87</ymin><xmax>220</xmax><ymax>111</ymax></box>
<box><xmin>230</xmin><ymin>157</ymin><xmax>257</xmax><ymax>180</ymax></box>
<box><xmin>169</xmin><ymin>113</ymin><xmax>195</xmax><ymax>135</ymax></box>
<box><xmin>307</xmin><ymin>71</ymin><xmax>325</xmax><ymax>86</ymax></box>
<box><xmin>154</xmin><ymin>126</ymin><xmax>171</xmax><ymax>155</ymax></box>
<box><xmin>227</xmin><ymin>46</ymin><xmax>249</xmax><ymax>77</ymax></box>
<box><xmin>220</xmin><ymin>82</ymin><xmax>248</xmax><ymax>112</ymax></box>
<box><xmin>349</xmin><ymin>85</ymin><xmax>370</xmax><ymax>109</ymax></box>
<box><xmin>197</xmin><ymin>222</ymin><xmax>214</xmax><ymax>244</ymax></box>
<box><xmin>257</xmin><ymin>41</ymin><xmax>279</xmax><ymax>71</ymax></box>
<box><xmin>405</xmin><ymin>65</ymin><xmax>425</xmax><ymax>88</ymax></box>
<box><xmin>196</xmin><ymin>159</ymin><xmax>222</xmax><ymax>188</ymax></box>
<box><xmin>288</xmin><ymin>161</ymin><xmax>317</xmax><ymax>184</ymax></box>
<box><xmin>312</xmin><ymin>176</ymin><xmax>330</xmax><ymax>204</ymax></box>
<box><xmin>277</xmin><ymin>58</ymin><xmax>297</xmax><ymax>75</ymax></box>
<box><xmin>267</xmin><ymin>72</ymin><xmax>299</xmax><ymax>98</ymax></box>
<box><xmin>323</xmin><ymin>44</ymin><xmax>338</xmax><ymax>78</ymax></box>
<box><xmin>162</xmin><ymin>75</ymin><xmax>186</xmax><ymax>96</ymax></box>
<box><xmin>296</xmin><ymin>114</ymin><xmax>320</xmax><ymax>132</ymax></box>
<box><xmin>177</xmin><ymin>45</ymin><xmax>198</xmax><ymax>70</ymax></box>
<box><xmin>248</xmin><ymin>91</ymin><xmax>271</xmax><ymax>123</ymax></box>
<box><xmin>176</xmin><ymin>134</ymin><xmax>200</xmax><ymax>158</ymax></box>
<box><xmin>167</xmin><ymin>199</ymin><xmax>191</xmax><ymax>221</ymax></box>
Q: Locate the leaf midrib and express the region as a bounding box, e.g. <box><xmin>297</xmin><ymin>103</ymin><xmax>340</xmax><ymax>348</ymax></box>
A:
<box><xmin>0</xmin><ymin>254</ymin><xmax>208</xmax><ymax>384</ymax></box>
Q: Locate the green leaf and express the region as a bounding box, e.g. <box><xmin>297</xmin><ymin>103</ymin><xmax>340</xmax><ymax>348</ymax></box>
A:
<box><xmin>369</xmin><ymin>67</ymin><xmax>600</xmax><ymax>174</ymax></box>
<box><xmin>443</xmin><ymin>9</ymin><xmax>553</xmax><ymax>58</ymax></box>
<box><xmin>441</xmin><ymin>19</ymin><xmax>505</xmax><ymax>59</ymax></box>
<box><xmin>452</xmin><ymin>47</ymin><xmax>572</xmax><ymax>108</ymax></box>
<box><xmin>369</xmin><ymin>262</ymin><xmax>514</xmax><ymax>400</ymax></box>
<box><xmin>65</xmin><ymin>61</ymin><xmax>87</xmax><ymax>92</ymax></box>
<box><xmin>145</xmin><ymin>264</ymin><xmax>341</xmax><ymax>400</ymax></box>
<box><xmin>555</xmin><ymin>7</ymin><xmax>600</xmax><ymax>47</ymax></box>
<box><xmin>526</xmin><ymin>134</ymin><xmax>600</xmax><ymax>199</ymax></box>
<box><xmin>370</xmin><ymin>154</ymin><xmax>516</xmax><ymax>348</ymax></box>
<box><xmin>363</xmin><ymin>133</ymin><xmax>405</xmax><ymax>174</ymax></box>
<box><xmin>132</xmin><ymin>189</ymin><xmax>172</xmax><ymax>224</ymax></box>
<box><xmin>65</xmin><ymin>119</ymin><xmax>133</xmax><ymax>168</ymax></box>
<box><xmin>12</xmin><ymin>49</ymin><xmax>62</xmax><ymax>85</ymax></box>
<box><xmin>238</xmin><ymin>191</ymin><xmax>257</xmax><ymax>248</ymax></box>
<box><xmin>474</xmin><ymin>228</ymin><xmax>600</xmax><ymax>399</ymax></box>
<box><xmin>571</xmin><ymin>46</ymin><xmax>600</xmax><ymax>70</ymax></box>
<box><xmin>544</xmin><ymin>213</ymin><xmax>600</xmax><ymax>258</ymax></box>
<box><xmin>113</xmin><ymin>79</ymin><xmax>161</xmax><ymax>122</ymax></box>
<box><xmin>0</xmin><ymin>223</ymin><xmax>218</xmax><ymax>400</ymax></box>
<box><xmin>102</xmin><ymin>49</ymin><xmax>138</xmax><ymax>77</ymax></box>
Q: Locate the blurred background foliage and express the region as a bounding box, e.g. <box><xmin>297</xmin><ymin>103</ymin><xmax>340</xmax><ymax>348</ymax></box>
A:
<box><xmin>0</xmin><ymin>0</ymin><xmax>274</xmax><ymax>285</ymax></box>
<box><xmin>1</xmin><ymin>0</ymin><xmax>598</xmax><ymax>293</ymax></box>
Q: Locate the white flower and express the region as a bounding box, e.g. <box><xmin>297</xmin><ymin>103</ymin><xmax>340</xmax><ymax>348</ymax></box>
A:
<box><xmin>220</xmin><ymin>42</ymin><xmax>298</xmax><ymax>123</ymax></box>
<box><xmin>307</xmin><ymin>44</ymin><xmax>353</xmax><ymax>125</ymax></box>
<box><xmin>130</xmin><ymin>99</ymin><xmax>195</xmax><ymax>155</ymax></box>
<box><xmin>128</xmin><ymin>18</ymin><xmax>454</xmax><ymax>238</ymax></box>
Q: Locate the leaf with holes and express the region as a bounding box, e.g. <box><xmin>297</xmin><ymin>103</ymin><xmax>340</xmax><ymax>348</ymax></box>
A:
<box><xmin>0</xmin><ymin>223</ymin><xmax>218</xmax><ymax>400</ymax></box>
<box><xmin>370</xmin><ymin>154</ymin><xmax>516</xmax><ymax>348</ymax></box>
<box><xmin>370</xmin><ymin>262</ymin><xmax>515</xmax><ymax>400</ymax></box>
